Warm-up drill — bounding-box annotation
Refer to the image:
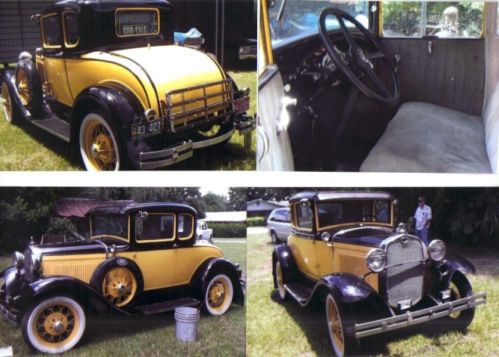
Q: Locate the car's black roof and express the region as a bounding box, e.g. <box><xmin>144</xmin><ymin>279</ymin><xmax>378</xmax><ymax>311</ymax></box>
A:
<box><xmin>289</xmin><ymin>191</ymin><xmax>394</xmax><ymax>203</ymax></box>
<box><xmin>87</xmin><ymin>202</ymin><xmax>197</xmax><ymax>216</ymax></box>
<box><xmin>44</xmin><ymin>0</ymin><xmax>171</xmax><ymax>13</ymax></box>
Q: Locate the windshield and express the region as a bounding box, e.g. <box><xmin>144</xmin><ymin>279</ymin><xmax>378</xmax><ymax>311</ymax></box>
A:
<box><xmin>269</xmin><ymin>0</ymin><xmax>369</xmax><ymax>46</ymax></box>
<box><xmin>317</xmin><ymin>200</ymin><xmax>392</xmax><ymax>229</ymax></box>
<box><xmin>91</xmin><ymin>215</ymin><xmax>129</xmax><ymax>241</ymax></box>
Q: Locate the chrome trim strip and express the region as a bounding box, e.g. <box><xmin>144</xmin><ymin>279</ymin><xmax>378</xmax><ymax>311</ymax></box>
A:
<box><xmin>355</xmin><ymin>292</ymin><xmax>486</xmax><ymax>338</ymax></box>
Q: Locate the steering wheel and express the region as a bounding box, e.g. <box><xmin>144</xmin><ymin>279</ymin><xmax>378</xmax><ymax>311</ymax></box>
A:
<box><xmin>319</xmin><ymin>8</ymin><xmax>399</xmax><ymax>105</ymax></box>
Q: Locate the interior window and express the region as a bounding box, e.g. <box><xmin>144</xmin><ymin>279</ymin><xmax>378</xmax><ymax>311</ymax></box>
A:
<box><xmin>92</xmin><ymin>215</ymin><xmax>128</xmax><ymax>241</ymax></box>
<box><xmin>135</xmin><ymin>213</ymin><xmax>174</xmax><ymax>241</ymax></box>
<box><xmin>116</xmin><ymin>9</ymin><xmax>160</xmax><ymax>37</ymax></box>
<box><xmin>178</xmin><ymin>214</ymin><xmax>194</xmax><ymax>240</ymax></box>
<box><xmin>382</xmin><ymin>1</ymin><xmax>484</xmax><ymax>38</ymax></box>
<box><xmin>64</xmin><ymin>12</ymin><xmax>79</xmax><ymax>46</ymax></box>
<box><xmin>42</xmin><ymin>14</ymin><xmax>62</xmax><ymax>47</ymax></box>
<box><xmin>295</xmin><ymin>204</ymin><xmax>313</xmax><ymax>229</ymax></box>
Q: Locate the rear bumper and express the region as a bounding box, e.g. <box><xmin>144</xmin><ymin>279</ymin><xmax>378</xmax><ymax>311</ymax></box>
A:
<box><xmin>355</xmin><ymin>292</ymin><xmax>486</xmax><ymax>338</ymax></box>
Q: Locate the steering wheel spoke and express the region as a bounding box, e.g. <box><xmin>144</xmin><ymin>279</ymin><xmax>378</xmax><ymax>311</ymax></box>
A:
<box><xmin>319</xmin><ymin>8</ymin><xmax>399</xmax><ymax>105</ymax></box>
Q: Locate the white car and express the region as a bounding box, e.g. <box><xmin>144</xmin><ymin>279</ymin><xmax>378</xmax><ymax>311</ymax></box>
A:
<box><xmin>197</xmin><ymin>221</ymin><xmax>214</xmax><ymax>243</ymax></box>
<box><xmin>266</xmin><ymin>208</ymin><xmax>292</xmax><ymax>243</ymax></box>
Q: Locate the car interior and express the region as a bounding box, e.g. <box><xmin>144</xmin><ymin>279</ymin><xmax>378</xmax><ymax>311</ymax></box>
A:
<box><xmin>257</xmin><ymin>0</ymin><xmax>499</xmax><ymax>173</ymax></box>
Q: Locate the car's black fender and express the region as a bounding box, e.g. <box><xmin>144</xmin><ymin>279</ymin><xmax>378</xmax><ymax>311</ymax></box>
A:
<box><xmin>272</xmin><ymin>243</ymin><xmax>299</xmax><ymax>287</ymax></box>
<box><xmin>191</xmin><ymin>257</ymin><xmax>244</xmax><ymax>305</ymax></box>
<box><xmin>446</xmin><ymin>254</ymin><xmax>476</xmax><ymax>274</ymax></box>
<box><xmin>23</xmin><ymin>276</ymin><xmax>122</xmax><ymax>315</ymax></box>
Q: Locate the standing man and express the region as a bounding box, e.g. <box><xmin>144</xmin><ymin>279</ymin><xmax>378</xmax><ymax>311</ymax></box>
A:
<box><xmin>414</xmin><ymin>196</ymin><xmax>432</xmax><ymax>245</ymax></box>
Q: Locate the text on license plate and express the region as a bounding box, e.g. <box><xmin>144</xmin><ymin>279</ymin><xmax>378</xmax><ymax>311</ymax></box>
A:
<box><xmin>234</xmin><ymin>96</ymin><xmax>250</xmax><ymax>113</ymax></box>
<box><xmin>131</xmin><ymin>120</ymin><xmax>162</xmax><ymax>137</ymax></box>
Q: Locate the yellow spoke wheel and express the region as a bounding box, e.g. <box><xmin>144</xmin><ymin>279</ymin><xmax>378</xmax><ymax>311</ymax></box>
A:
<box><xmin>204</xmin><ymin>274</ymin><xmax>234</xmax><ymax>315</ymax></box>
<box><xmin>102</xmin><ymin>267</ymin><xmax>137</xmax><ymax>308</ymax></box>
<box><xmin>1</xmin><ymin>82</ymin><xmax>13</xmax><ymax>123</ymax></box>
<box><xmin>326</xmin><ymin>294</ymin><xmax>345</xmax><ymax>357</ymax></box>
<box><xmin>449</xmin><ymin>281</ymin><xmax>462</xmax><ymax>319</ymax></box>
<box><xmin>23</xmin><ymin>296</ymin><xmax>86</xmax><ymax>354</ymax></box>
<box><xmin>275</xmin><ymin>261</ymin><xmax>287</xmax><ymax>300</ymax></box>
<box><xmin>79</xmin><ymin>113</ymin><xmax>120</xmax><ymax>171</ymax></box>
<box><xmin>16</xmin><ymin>68</ymin><xmax>31</xmax><ymax>106</ymax></box>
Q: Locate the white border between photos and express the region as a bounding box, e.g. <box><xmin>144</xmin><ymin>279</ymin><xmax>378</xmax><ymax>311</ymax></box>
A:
<box><xmin>0</xmin><ymin>171</ymin><xmax>497</xmax><ymax>188</ymax></box>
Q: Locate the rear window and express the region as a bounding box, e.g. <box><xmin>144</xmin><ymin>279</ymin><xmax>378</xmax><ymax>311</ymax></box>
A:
<box><xmin>178</xmin><ymin>214</ymin><xmax>194</xmax><ymax>240</ymax></box>
<box><xmin>63</xmin><ymin>12</ymin><xmax>79</xmax><ymax>47</ymax></box>
<box><xmin>295</xmin><ymin>204</ymin><xmax>313</xmax><ymax>230</ymax></box>
<box><xmin>41</xmin><ymin>14</ymin><xmax>62</xmax><ymax>48</ymax></box>
<box><xmin>382</xmin><ymin>1</ymin><xmax>484</xmax><ymax>38</ymax></box>
<box><xmin>116</xmin><ymin>8</ymin><xmax>160</xmax><ymax>37</ymax></box>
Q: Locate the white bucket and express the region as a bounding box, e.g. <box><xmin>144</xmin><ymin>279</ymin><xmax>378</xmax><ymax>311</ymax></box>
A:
<box><xmin>174</xmin><ymin>307</ymin><xmax>200</xmax><ymax>342</ymax></box>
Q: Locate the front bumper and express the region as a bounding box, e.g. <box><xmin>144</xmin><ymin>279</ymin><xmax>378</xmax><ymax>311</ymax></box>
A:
<box><xmin>138</xmin><ymin>114</ymin><xmax>254</xmax><ymax>170</ymax></box>
<box><xmin>355</xmin><ymin>292</ymin><xmax>486</xmax><ymax>338</ymax></box>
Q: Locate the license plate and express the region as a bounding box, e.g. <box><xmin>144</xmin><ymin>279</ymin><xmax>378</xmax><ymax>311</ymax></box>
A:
<box><xmin>131</xmin><ymin>120</ymin><xmax>162</xmax><ymax>138</ymax></box>
<box><xmin>234</xmin><ymin>96</ymin><xmax>250</xmax><ymax>113</ymax></box>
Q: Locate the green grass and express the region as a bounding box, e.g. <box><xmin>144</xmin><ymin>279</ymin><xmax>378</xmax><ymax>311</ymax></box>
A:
<box><xmin>0</xmin><ymin>70</ymin><xmax>255</xmax><ymax>171</ymax></box>
<box><xmin>246</xmin><ymin>231</ymin><xmax>499</xmax><ymax>356</ymax></box>
<box><xmin>0</xmin><ymin>238</ymin><xmax>246</xmax><ymax>356</ymax></box>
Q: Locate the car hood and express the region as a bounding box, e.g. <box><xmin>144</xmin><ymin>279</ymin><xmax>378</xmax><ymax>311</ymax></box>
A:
<box><xmin>110</xmin><ymin>45</ymin><xmax>225</xmax><ymax>98</ymax></box>
<box><xmin>29</xmin><ymin>240</ymin><xmax>127</xmax><ymax>257</ymax></box>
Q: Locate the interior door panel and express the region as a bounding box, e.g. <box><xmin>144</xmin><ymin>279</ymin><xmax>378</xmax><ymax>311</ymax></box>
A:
<box><xmin>382</xmin><ymin>38</ymin><xmax>485</xmax><ymax>116</ymax></box>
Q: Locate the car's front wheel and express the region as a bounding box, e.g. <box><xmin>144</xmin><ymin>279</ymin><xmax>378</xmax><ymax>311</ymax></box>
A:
<box><xmin>274</xmin><ymin>260</ymin><xmax>287</xmax><ymax>301</ymax></box>
<box><xmin>22</xmin><ymin>296</ymin><xmax>86</xmax><ymax>354</ymax></box>
<box><xmin>204</xmin><ymin>273</ymin><xmax>234</xmax><ymax>315</ymax></box>
<box><xmin>79</xmin><ymin>112</ymin><xmax>121</xmax><ymax>171</ymax></box>
<box><xmin>325</xmin><ymin>293</ymin><xmax>356</xmax><ymax>357</ymax></box>
<box><xmin>447</xmin><ymin>272</ymin><xmax>475</xmax><ymax>330</ymax></box>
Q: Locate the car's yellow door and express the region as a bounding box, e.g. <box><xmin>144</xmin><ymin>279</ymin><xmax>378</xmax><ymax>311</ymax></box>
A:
<box><xmin>43</xmin><ymin>58</ymin><xmax>73</xmax><ymax>106</ymax></box>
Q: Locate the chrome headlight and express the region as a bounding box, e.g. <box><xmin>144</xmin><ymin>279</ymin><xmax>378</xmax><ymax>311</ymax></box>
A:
<box><xmin>366</xmin><ymin>248</ymin><xmax>386</xmax><ymax>273</ymax></box>
<box><xmin>428</xmin><ymin>239</ymin><xmax>446</xmax><ymax>261</ymax></box>
<box><xmin>12</xmin><ymin>251</ymin><xmax>24</xmax><ymax>270</ymax></box>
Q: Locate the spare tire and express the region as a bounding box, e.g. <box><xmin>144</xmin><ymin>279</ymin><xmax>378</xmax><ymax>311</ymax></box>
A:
<box><xmin>15</xmin><ymin>58</ymin><xmax>43</xmax><ymax>114</ymax></box>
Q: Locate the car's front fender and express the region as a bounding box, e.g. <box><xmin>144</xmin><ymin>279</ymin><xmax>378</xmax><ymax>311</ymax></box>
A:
<box><xmin>318</xmin><ymin>273</ymin><xmax>377</xmax><ymax>304</ymax></box>
<box><xmin>272</xmin><ymin>243</ymin><xmax>299</xmax><ymax>287</ymax></box>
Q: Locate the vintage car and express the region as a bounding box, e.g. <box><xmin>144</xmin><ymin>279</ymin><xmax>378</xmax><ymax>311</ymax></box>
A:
<box><xmin>266</xmin><ymin>207</ymin><xmax>291</xmax><ymax>243</ymax></box>
<box><xmin>272</xmin><ymin>191</ymin><xmax>486</xmax><ymax>356</ymax></box>
<box><xmin>258</xmin><ymin>0</ymin><xmax>499</xmax><ymax>173</ymax></box>
<box><xmin>0</xmin><ymin>201</ymin><xmax>244</xmax><ymax>354</ymax></box>
<box><xmin>0</xmin><ymin>0</ymin><xmax>253</xmax><ymax>171</ymax></box>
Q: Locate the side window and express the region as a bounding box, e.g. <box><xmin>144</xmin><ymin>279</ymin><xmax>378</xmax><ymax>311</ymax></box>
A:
<box><xmin>135</xmin><ymin>213</ymin><xmax>175</xmax><ymax>242</ymax></box>
<box><xmin>178</xmin><ymin>214</ymin><xmax>194</xmax><ymax>240</ymax></box>
<box><xmin>382</xmin><ymin>2</ymin><xmax>484</xmax><ymax>39</ymax></box>
<box><xmin>41</xmin><ymin>14</ymin><xmax>62</xmax><ymax>48</ymax></box>
<box><xmin>63</xmin><ymin>12</ymin><xmax>79</xmax><ymax>47</ymax></box>
<box><xmin>295</xmin><ymin>204</ymin><xmax>313</xmax><ymax>230</ymax></box>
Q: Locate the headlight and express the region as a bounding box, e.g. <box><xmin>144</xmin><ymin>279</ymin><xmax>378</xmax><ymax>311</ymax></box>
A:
<box><xmin>428</xmin><ymin>239</ymin><xmax>446</xmax><ymax>261</ymax></box>
<box><xmin>12</xmin><ymin>252</ymin><xmax>24</xmax><ymax>270</ymax></box>
<box><xmin>366</xmin><ymin>248</ymin><xmax>386</xmax><ymax>273</ymax></box>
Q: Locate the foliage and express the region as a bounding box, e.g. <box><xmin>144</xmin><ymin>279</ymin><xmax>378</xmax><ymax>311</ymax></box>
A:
<box><xmin>247</xmin><ymin>217</ymin><xmax>265</xmax><ymax>227</ymax></box>
<box><xmin>209</xmin><ymin>223</ymin><xmax>246</xmax><ymax>238</ymax></box>
<box><xmin>203</xmin><ymin>192</ymin><xmax>229</xmax><ymax>212</ymax></box>
<box><xmin>228</xmin><ymin>187</ymin><xmax>248</xmax><ymax>211</ymax></box>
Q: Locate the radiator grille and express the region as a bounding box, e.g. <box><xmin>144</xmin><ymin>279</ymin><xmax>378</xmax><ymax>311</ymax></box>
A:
<box><xmin>385</xmin><ymin>236</ymin><xmax>425</xmax><ymax>307</ymax></box>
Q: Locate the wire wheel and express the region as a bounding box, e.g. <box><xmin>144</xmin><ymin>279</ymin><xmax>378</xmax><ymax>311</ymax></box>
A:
<box><xmin>449</xmin><ymin>281</ymin><xmax>462</xmax><ymax>319</ymax></box>
<box><xmin>16</xmin><ymin>68</ymin><xmax>31</xmax><ymax>106</ymax></box>
<box><xmin>101</xmin><ymin>267</ymin><xmax>137</xmax><ymax>308</ymax></box>
<box><xmin>79</xmin><ymin>113</ymin><xmax>120</xmax><ymax>171</ymax></box>
<box><xmin>1</xmin><ymin>82</ymin><xmax>13</xmax><ymax>122</ymax></box>
<box><xmin>326</xmin><ymin>294</ymin><xmax>345</xmax><ymax>356</ymax></box>
<box><xmin>23</xmin><ymin>296</ymin><xmax>86</xmax><ymax>354</ymax></box>
<box><xmin>204</xmin><ymin>274</ymin><xmax>234</xmax><ymax>315</ymax></box>
<box><xmin>275</xmin><ymin>261</ymin><xmax>287</xmax><ymax>300</ymax></box>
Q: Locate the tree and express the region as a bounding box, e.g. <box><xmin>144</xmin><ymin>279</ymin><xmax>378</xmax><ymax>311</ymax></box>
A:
<box><xmin>228</xmin><ymin>187</ymin><xmax>248</xmax><ymax>211</ymax></box>
<box><xmin>203</xmin><ymin>193</ymin><xmax>228</xmax><ymax>212</ymax></box>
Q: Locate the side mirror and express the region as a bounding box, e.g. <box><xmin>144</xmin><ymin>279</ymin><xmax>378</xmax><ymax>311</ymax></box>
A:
<box><xmin>138</xmin><ymin>211</ymin><xmax>149</xmax><ymax>220</ymax></box>
<box><xmin>31</xmin><ymin>14</ymin><xmax>40</xmax><ymax>24</ymax></box>
<box><xmin>321</xmin><ymin>231</ymin><xmax>332</xmax><ymax>243</ymax></box>
<box><xmin>299</xmin><ymin>198</ymin><xmax>310</xmax><ymax>207</ymax></box>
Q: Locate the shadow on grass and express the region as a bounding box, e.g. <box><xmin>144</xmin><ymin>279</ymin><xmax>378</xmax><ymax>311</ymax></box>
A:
<box><xmin>269</xmin><ymin>290</ymin><xmax>475</xmax><ymax>356</ymax></box>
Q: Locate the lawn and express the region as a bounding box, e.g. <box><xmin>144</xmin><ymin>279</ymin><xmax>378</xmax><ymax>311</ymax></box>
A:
<box><xmin>0</xmin><ymin>68</ymin><xmax>256</xmax><ymax>171</ymax></box>
<box><xmin>246</xmin><ymin>230</ymin><xmax>499</xmax><ymax>357</ymax></box>
<box><xmin>0</xmin><ymin>238</ymin><xmax>246</xmax><ymax>356</ymax></box>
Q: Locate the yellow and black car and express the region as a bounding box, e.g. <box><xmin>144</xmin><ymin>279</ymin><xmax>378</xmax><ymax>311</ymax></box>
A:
<box><xmin>0</xmin><ymin>0</ymin><xmax>253</xmax><ymax>170</ymax></box>
<box><xmin>0</xmin><ymin>201</ymin><xmax>244</xmax><ymax>354</ymax></box>
<box><xmin>272</xmin><ymin>191</ymin><xmax>486</xmax><ymax>356</ymax></box>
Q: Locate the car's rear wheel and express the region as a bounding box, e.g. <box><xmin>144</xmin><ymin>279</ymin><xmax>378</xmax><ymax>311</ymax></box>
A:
<box><xmin>447</xmin><ymin>272</ymin><xmax>475</xmax><ymax>330</ymax></box>
<box><xmin>1</xmin><ymin>82</ymin><xmax>17</xmax><ymax>123</ymax></box>
<box><xmin>79</xmin><ymin>112</ymin><xmax>121</xmax><ymax>171</ymax></box>
<box><xmin>325</xmin><ymin>293</ymin><xmax>356</xmax><ymax>357</ymax></box>
<box><xmin>101</xmin><ymin>266</ymin><xmax>138</xmax><ymax>308</ymax></box>
<box><xmin>274</xmin><ymin>260</ymin><xmax>287</xmax><ymax>301</ymax></box>
<box><xmin>204</xmin><ymin>273</ymin><xmax>234</xmax><ymax>315</ymax></box>
<box><xmin>22</xmin><ymin>296</ymin><xmax>86</xmax><ymax>354</ymax></box>
<box><xmin>15</xmin><ymin>59</ymin><xmax>43</xmax><ymax>114</ymax></box>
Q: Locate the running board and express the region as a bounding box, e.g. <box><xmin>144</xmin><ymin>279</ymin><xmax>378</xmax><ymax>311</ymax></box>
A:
<box><xmin>31</xmin><ymin>117</ymin><xmax>70</xmax><ymax>142</ymax></box>
<box><xmin>134</xmin><ymin>298</ymin><xmax>200</xmax><ymax>315</ymax></box>
<box><xmin>284</xmin><ymin>283</ymin><xmax>313</xmax><ymax>306</ymax></box>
